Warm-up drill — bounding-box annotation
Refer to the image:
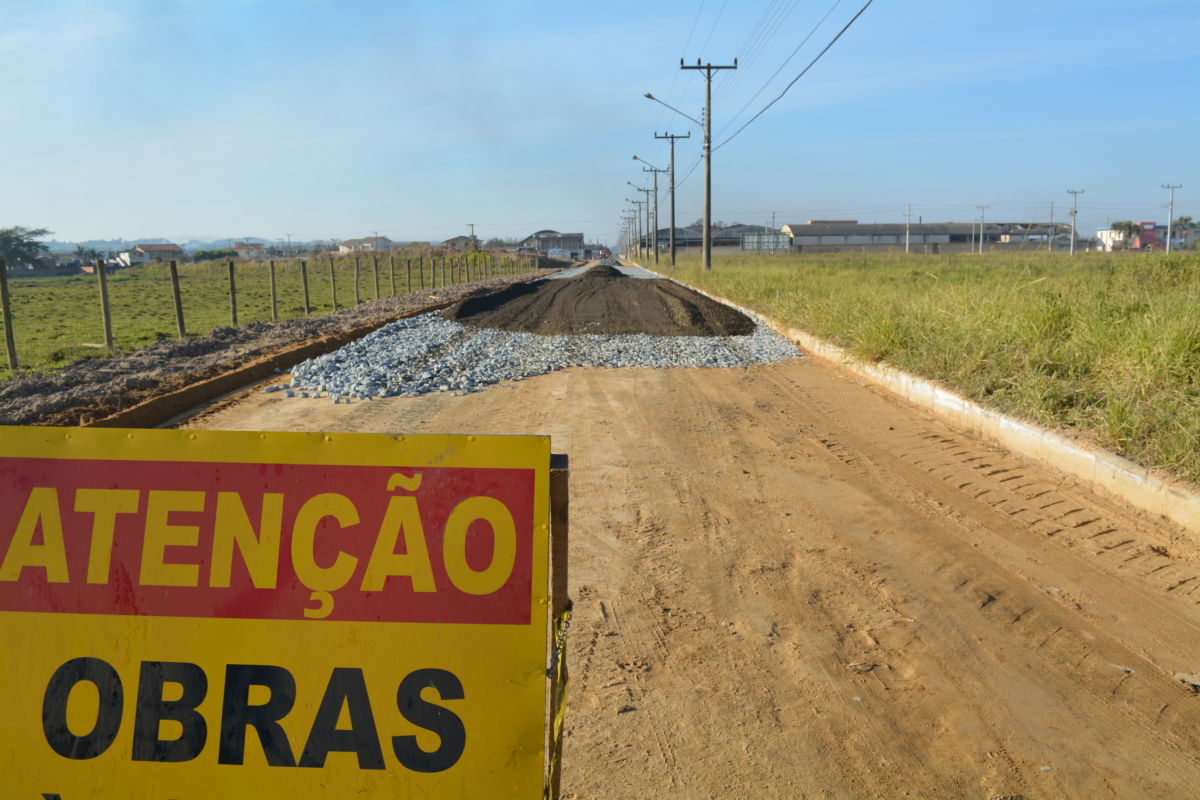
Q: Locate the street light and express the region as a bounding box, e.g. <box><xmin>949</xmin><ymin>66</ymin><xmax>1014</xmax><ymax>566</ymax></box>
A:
<box><xmin>626</xmin><ymin>198</ymin><xmax>645</xmax><ymax>258</ymax></box>
<box><xmin>647</xmin><ymin>58</ymin><xmax>736</xmax><ymax>272</ymax></box>
<box><xmin>644</xmin><ymin>93</ymin><xmax>701</xmax><ymax>126</ymax></box>
<box><xmin>633</xmin><ymin>156</ymin><xmax>667</xmax><ymax>265</ymax></box>
<box><xmin>627</xmin><ymin>182</ymin><xmax>651</xmax><ymax>262</ymax></box>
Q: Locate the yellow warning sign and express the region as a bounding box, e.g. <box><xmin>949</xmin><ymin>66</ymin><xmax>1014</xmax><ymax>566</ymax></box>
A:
<box><xmin>0</xmin><ymin>427</ymin><xmax>551</xmax><ymax>799</ymax></box>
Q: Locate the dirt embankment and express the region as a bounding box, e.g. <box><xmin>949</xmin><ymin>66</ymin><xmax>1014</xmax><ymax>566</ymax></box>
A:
<box><xmin>443</xmin><ymin>265</ymin><xmax>755</xmax><ymax>337</ymax></box>
<box><xmin>0</xmin><ymin>273</ymin><xmax>545</xmax><ymax>427</ymax></box>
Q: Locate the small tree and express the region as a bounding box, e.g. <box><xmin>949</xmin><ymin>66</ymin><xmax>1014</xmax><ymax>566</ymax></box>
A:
<box><xmin>0</xmin><ymin>226</ymin><xmax>51</xmax><ymax>267</ymax></box>
<box><xmin>1110</xmin><ymin>220</ymin><xmax>1140</xmax><ymax>249</ymax></box>
<box><xmin>1174</xmin><ymin>215</ymin><xmax>1194</xmax><ymax>231</ymax></box>
<box><xmin>73</xmin><ymin>244</ymin><xmax>102</xmax><ymax>263</ymax></box>
<box><xmin>193</xmin><ymin>248</ymin><xmax>237</xmax><ymax>262</ymax></box>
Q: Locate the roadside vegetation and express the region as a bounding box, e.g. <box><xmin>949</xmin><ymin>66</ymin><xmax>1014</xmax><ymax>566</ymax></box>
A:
<box><xmin>672</xmin><ymin>250</ymin><xmax>1200</xmax><ymax>486</ymax></box>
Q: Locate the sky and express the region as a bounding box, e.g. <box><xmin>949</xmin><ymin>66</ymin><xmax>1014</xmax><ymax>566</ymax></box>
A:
<box><xmin>1</xmin><ymin>0</ymin><xmax>1197</xmax><ymax>247</ymax></box>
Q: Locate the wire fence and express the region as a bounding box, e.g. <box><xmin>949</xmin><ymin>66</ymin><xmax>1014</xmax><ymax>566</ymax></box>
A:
<box><xmin>0</xmin><ymin>250</ymin><xmax>540</xmax><ymax>375</ymax></box>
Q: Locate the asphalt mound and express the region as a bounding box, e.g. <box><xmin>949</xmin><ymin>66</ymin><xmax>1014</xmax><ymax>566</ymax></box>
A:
<box><xmin>443</xmin><ymin>265</ymin><xmax>756</xmax><ymax>336</ymax></box>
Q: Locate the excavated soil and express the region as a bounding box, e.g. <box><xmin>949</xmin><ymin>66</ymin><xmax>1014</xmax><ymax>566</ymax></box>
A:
<box><xmin>443</xmin><ymin>265</ymin><xmax>755</xmax><ymax>336</ymax></box>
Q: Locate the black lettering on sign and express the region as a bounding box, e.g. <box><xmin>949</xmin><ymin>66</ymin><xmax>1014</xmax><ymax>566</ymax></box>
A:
<box><xmin>131</xmin><ymin>661</ymin><xmax>208</xmax><ymax>762</ymax></box>
<box><xmin>219</xmin><ymin>664</ymin><xmax>297</xmax><ymax>767</ymax></box>
<box><xmin>42</xmin><ymin>657</ymin><xmax>123</xmax><ymax>760</ymax></box>
<box><xmin>299</xmin><ymin>668</ymin><xmax>385</xmax><ymax>770</ymax></box>
<box><xmin>392</xmin><ymin>668</ymin><xmax>466</xmax><ymax>772</ymax></box>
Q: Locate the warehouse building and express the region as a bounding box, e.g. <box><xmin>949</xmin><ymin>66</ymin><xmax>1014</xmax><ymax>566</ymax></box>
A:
<box><xmin>782</xmin><ymin>221</ymin><xmax>1069</xmax><ymax>254</ymax></box>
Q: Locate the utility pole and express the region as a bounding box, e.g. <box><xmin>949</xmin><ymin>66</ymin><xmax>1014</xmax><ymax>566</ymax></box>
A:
<box><xmin>1163</xmin><ymin>184</ymin><xmax>1182</xmax><ymax>253</ymax></box>
<box><xmin>1067</xmin><ymin>190</ymin><xmax>1084</xmax><ymax>255</ymax></box>
<box><xmin>285</xmin><ymin>233</ymin><xmax>292</xmax><ymax>255</ymax></box>
<box><xmin>468</xmin><ymin>223</ymin><xmax>476</xmax><ymax>248</ymax></box>
<box><xmin>976</xmin><ymin>205</ymin><xmax>989</xmax><ymax>254</ymax></box>
<box><xmin>1048</xmin><ymin>202</ymin><xmax>1055</xmax><ymax>252</ymax></box>
<box><xmin>655</xmin><ymin>131</ymin><xmax>691</xmax><ymax>267</ymax></box>
<box><xmin>904</xmin><ymin>204</ymin><xmax>912</xmax><ymax>253</ymax></box>
<box><xmin>681</xmin><ymin>58</ymin><xmax>737</xmax><ymax>271</ymax></box>
<box><xmin>627</xmin><ymin>199</ymin><xmax>645</xmax><ymax>258</ymax></box>
<box><xmin>634</xmin><ymin>158</ymin><xmax>668</xmax><ymax>266</ymax></box>
<box><xmin>628</xmin><ymin>183</ymin><xmax>652</xmax><ymax>261</ymax></box>
<box><xmin>644</xmin><ymin>167</ymin><xmax>664</xmax><ymax>265</ymax></box>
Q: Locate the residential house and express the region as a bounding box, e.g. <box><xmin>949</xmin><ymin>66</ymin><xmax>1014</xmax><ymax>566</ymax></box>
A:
<box><xmin>338</xmin><ymin>236</ymin><xmax>394</xmax><ymax>253</ymax></box>
<box><xmin>519</xmin><ymin>230</ymin><xmax>585</xmax><ymax>254</ymax></box>
<box><xmin>441</xmin><ymin>235</ymin><xmax>476</xmax><ymax>251</ymax></box>
<box><xmin>115</xmin><ymin>243</ymin><xmax>185</xmax><ymax>267</ymax></box>
<box><xmin>234</xmin><ymin>242</ymin><xmax>267</xmax><ymax>259</ymax></box>
<box><xmin>1093</xmin><ymin>221</ymin><xmax>1191</xmax><ymax>252</ymax></box>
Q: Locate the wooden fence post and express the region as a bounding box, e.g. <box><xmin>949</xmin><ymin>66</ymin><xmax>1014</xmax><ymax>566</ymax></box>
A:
<box><xmin>300</xmin><ymin>259</ymin><xmax>311</xmax><ymax>314</ymax></box>
<box><xmin>329</xmin><ymin>255</ymin><xmax>338</xmax><ymax>310</ymax></box>
<box><xmin>168</xmin><ymin>260</ymin><xmax>186</xmax><ymax>339</ymax></box>
<box><xmin>406</xmin><ymin>258</ymin><xmax>412</xmax><ymax>294</ymax></box>
<box><xmin>227</xmin><ymin>260</ymin><xmax>238</xmax><ymax>327</ymax></box>
<box><xmin>420</xmin><ymin>256</ymin><xmax>425</xmax><ymax>290</ymax></box>
<box><xmin>372</xmin><ymin>255</ymin><xmax>380</xmax><ymax>300</ymax></box>
<box><xmin>389</xmin><ymin>255</ymin><xmax>396</xmax><ymax>296</ymax></box>
<box><xmin>269</xmin><ymin>260</ymin><xmax>279</xmax><ymax>322</ymax></box>
<box><xmin>95</xmin><ymin>259</ymin><xmax>114</xmax><ymax>353</ymax></box>
<box><xmin>0</xmin><ymin>258</ymin><xmax>18</xmax><ymax>369</ymax></box>
<box><xmin>547</xmin><ymin>453</ymin><xmax>570</xmax><ymax>800</ymax></box>
<box><xmin>354</xmin><ymin>257</ymin><xmax>362</xmax><ymax>305</ymax></box>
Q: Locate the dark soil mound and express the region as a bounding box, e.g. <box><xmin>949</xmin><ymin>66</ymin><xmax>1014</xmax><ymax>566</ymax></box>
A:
<box><xmin>444</xmin><ymin>268</ymin><xmax>755</xmax><ymax>337</ymax></box>
<box><xmin>577</xmin><ymin>263</ymin><xmax>627</xmax><ymax>279</ymax></box>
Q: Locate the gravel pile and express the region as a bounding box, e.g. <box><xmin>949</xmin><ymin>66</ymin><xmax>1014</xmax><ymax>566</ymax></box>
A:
<box><xmin>277</xmin><ymin>311</ymin><xmax>798</xmax><ymax>401</ymax></box>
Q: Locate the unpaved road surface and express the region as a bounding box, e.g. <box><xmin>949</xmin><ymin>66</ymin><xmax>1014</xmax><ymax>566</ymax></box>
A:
<box><xmin>183</xmin><ymin>353</ymin><xmax>1200</xmax><ymax>797</ymax></box>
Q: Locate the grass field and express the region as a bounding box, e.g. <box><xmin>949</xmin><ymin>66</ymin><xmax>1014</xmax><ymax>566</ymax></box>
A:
<box><xmin>670</xmin><ymin>250</ymin><xmax>1200</xmax><ymax>487</ymax></box>
<box><xmin>0</xmin><ymin>251</ymin><xmax>524</xmax><ymax>379</ymax></box>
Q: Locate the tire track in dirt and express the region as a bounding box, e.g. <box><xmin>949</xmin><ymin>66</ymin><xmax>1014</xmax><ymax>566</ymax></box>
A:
<box><xmin>185</xmin><ymin>354</ymin><xmax>1200</xmax><ymax>798</ymax></box>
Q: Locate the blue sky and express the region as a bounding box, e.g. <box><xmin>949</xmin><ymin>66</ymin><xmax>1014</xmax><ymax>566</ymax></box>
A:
<box><xmin>2</xmin><ymin>0</ymin><xmax>1197</xmax><ymax>247</ymax></box>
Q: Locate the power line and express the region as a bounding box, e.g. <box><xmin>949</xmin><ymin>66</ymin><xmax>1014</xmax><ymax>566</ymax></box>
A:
<box><xmin>716</xmin><ymin>0</ymin><xmax>843</xmax><ymax>138</ymax></box>
<box><xmin>714</xmin><ymin>0</ymin><xmax>874</xmax><ymax>151</ymax></box>
<box><xmin>697</xmin><ymin>0</ymin><xmax>730</xmax><ymax>59</ymax></box>
<box><xmin>713</xmin><ymin>0</ymin><xmax>801</xmax><ymax>106</ymax></box>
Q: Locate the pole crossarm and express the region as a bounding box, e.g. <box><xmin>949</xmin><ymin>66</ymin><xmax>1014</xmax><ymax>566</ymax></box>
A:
<box><xmin>655</xmin><ymin>132</ymin><xmax>691</xmax><ymax>267</ymax></box>
<box><xmin>679</xmin><ymin>59</ymin><xmax>737</xmax><ymax>271</ymax></box>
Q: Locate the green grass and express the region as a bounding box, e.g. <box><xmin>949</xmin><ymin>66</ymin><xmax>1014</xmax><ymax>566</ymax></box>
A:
<box><xmin>669</xmin><ymin>250</ymin><xmax>1200</xmax><ymax>487</ymax></box>
<box><xmin>0</xmin><ymin>251</ymin><xmax>525</xmax><ymax>379</ymax></box>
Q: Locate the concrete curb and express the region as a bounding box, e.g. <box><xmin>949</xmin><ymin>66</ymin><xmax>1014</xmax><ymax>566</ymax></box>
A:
<box><xmin>624</xmin><ymin>260</ymin><xmax>1200</xmax><ymax>534</ymax></box>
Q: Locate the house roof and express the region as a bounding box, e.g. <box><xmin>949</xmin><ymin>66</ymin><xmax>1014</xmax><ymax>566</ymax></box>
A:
<box><xmin>342</xmin><ymin>236</ymin><xmax>393</xmax><ymax>246</ymax></box>
<box><xmin>134</xmin><ymin>243</ymin><xmax>183</xmax><ymax>252</ymax></box>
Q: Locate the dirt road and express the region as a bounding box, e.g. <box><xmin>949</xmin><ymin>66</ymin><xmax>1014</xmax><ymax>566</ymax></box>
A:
<box><xmin>183</xmin><ymin>355</ymin><xmax>1200</xmax><ymax>798</ymax></box>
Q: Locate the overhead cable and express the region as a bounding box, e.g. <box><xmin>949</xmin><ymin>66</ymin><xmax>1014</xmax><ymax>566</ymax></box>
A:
<box><xmin>714</xmin><ymin>0</ymin><xmax>874</xmax><ymax>151</ymax></box>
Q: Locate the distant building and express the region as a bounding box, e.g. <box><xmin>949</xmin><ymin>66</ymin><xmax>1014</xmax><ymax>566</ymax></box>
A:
<box><xmin>1092</xmin><ymin>221</ymin><xmax>1195</xmax><ymax>252</ymax></box>
<box><xmin>781</xmin><ymin>221</ymin><xmax>1068</xmax><ymax>254</ymax></box>
<box><xmin>234</xmin><ymin>242</ymin><xmax>266</xmax><ymax>259</ymax></box>
<box><xmin>115</xmin><ymin>243</ymin><xmax>184</xmax><ymax>267</ymax></box>
<box><xmin>441</xmin><ymin>235</ymin><xmax>476</xmax><ymax>251</ymax></box>
<box><xmin>641</xmin><ymin>224</ymin><xmax>780</xmax><ymax>252</ymax></box>
<box><xmin>338</xmin><ymin>236</ymin><xmax>393</xmax><ymax>253</ymax></box>
<box><xmin>520</xmin><ymin>230</ymin><xmax>585</xmax><ymax>254</ymax></box>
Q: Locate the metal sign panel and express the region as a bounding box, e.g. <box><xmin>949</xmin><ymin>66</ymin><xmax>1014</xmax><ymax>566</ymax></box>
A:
<box><xmin>0</xmin><ymin>427</ymin><xmax>550</xmax><ymax>799</ymax></box>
